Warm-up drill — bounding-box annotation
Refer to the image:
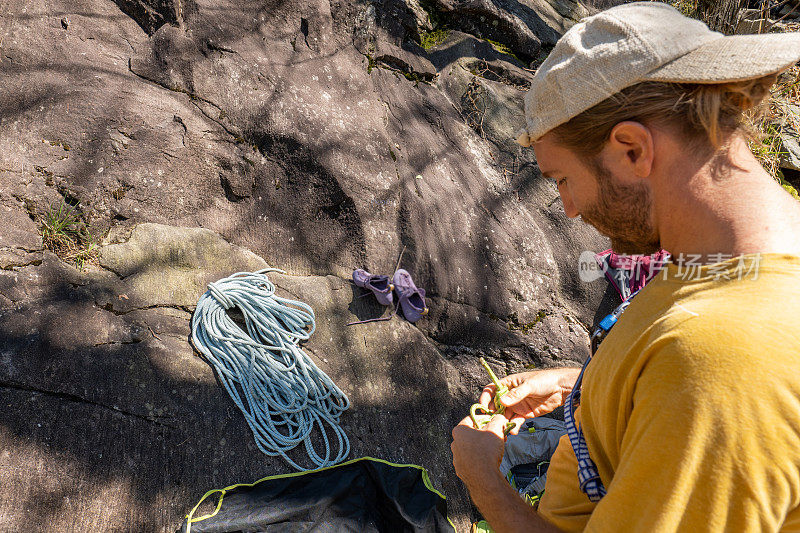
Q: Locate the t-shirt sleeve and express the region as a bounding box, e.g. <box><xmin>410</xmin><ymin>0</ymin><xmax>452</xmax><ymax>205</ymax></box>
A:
<box><xmin>584</xmin><ymin>327</ymin><xmax>800</xmax><ymax>532</ymax></box>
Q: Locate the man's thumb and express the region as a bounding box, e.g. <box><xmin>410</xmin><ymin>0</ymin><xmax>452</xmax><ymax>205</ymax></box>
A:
<box><xmin>499</xmin><ymin>383</ymin><xmax>529</xmax><ymax>407</ymax></box>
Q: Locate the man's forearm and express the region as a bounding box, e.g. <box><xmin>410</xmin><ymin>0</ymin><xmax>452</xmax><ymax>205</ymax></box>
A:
<box><xmin>466</xmin><ymin>470</ymin><xmax>562</xmax><ymax>533</ymax></box>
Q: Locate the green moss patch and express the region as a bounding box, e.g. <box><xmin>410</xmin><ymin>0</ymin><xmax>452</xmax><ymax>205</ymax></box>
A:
<box><xmin>420</xmin><ymin>28</ymin><xmax>450</xmax><ymax>50</ymax></box>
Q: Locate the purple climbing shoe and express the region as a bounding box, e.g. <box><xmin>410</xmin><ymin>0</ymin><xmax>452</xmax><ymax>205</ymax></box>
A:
<box><xmin>392</xmin><ymin>269</ymin><xmax>428</xmax><ymax>323</ymax></box>
<box><xmin>352</xmin><ymin>269</ymin><xmax>394</xmax><ymax>306</ymax></box>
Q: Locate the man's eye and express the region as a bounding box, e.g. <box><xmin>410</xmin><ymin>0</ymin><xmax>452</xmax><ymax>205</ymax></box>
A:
<box><xmin>557</xmin><ymin>177</ymin><xmax>567</xmax><ymax>186</ymax></box>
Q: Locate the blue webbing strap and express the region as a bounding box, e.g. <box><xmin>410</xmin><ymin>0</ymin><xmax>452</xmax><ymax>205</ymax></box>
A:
<box><xmin>564</xmin><ymin>361</ymin><xmax>606</xmax><ymax>501</ymax></box>
<box><xmin>564</xmin><ymin>289</ymin><xmax>640</xmax><ymax>502</ymax></box>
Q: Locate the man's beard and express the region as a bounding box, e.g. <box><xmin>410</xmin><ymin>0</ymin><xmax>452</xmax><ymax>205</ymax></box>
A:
<box><xmin>579</xmin><ymin>159</ymin><xmax>660</xmax><ymax>255</ymax></box>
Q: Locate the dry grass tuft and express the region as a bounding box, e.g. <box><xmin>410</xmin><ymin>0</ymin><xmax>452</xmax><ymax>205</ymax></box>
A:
<box><xmin>747</xmin><ymin>54</ymin><xmax>800</xmax><ymax>197</ymax></box>
<box><xmin>40</xmin><ymin>202</ymin><xmax>99</xmax><ymax>270</ymax></box>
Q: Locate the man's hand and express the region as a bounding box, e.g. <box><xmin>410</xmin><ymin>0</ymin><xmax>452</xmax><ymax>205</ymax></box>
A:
<box><xmin>451</xmin><ymin>414</ymin><xmax>508</xmax><ymax>488</ymax></box>
<box><xmin>451</xmin><ymin>413</ymin><xmax>563</xmax><ymax>532</ymax></box>
<box><xmin>479</xmin><ymin>367</ymin><xmax>580</xmax><ymax>431</ymax></box>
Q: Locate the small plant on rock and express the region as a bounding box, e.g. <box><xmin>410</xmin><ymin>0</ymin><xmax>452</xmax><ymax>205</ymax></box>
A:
<box><xmin>420</xmin><ymin>28</ymin><xmax>450</xmax><ymax>50</ymax></box>
<box><xmin>667</xmin><ymin>0</ymin><xmax>698</xmax><ymax>17</ymax></box>
<box><xmin>485</xmin><ymin>39</ymin><xmax>521</xmax><ymax>62</ymax></box>
<box><xmin>40</xmin><ymin>201</ymin><xmax>99</xmax><ymax>270</ymax></box>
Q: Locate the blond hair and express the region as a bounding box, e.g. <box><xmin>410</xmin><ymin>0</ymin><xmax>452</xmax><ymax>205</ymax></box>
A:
<box><xmin>550</xmin><ymin>74</ymin><xmax>778</xmax><ymax>157</ymax></box>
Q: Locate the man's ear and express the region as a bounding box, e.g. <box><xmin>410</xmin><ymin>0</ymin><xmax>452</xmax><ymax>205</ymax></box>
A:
<box><xmin>606</xmin><ymin>121</ymin><xmax>655</xmax><ymax>179</ymax></box>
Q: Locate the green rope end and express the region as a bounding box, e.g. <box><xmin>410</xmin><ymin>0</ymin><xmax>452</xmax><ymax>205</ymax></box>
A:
<box><xmin>479</xmin><ymin>357</ymin><xmax>509</xmax><ymax>413</ymax></box>
<box><xmin>470</xmin><ymin>358</ymin><xmax>516</xmax><ymax>434</ymax></box>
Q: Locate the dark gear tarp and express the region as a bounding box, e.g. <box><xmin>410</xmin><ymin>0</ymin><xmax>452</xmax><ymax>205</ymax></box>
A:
<box><xmin>179</xmin><ymin>457</ymin><xmax>456</xmax><ymax>533</ymax></box>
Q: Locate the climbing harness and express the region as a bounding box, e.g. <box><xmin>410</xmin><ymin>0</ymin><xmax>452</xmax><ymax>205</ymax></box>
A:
<box><xmin>190</xmin><ymin>268</ymin><xmax>350</xmax><ymax>471</ymax></box>
<box><xmin>596</xmin><ymin>249</ymin><xmax>670</xmax><ymax>301</ymax></box>
<box><xmin>470</xmin><ymin>358</ymin><xmax>516</xmax><ymax>436</ymax></box>
<box><xmin>563</xmin><ymin>288</ymin><xmax>641</xmax><ymax>502</ymax></box>
<box><xmin>589</xmin><ymin>288</ymin><xmax>641</xmax><ymax>353</ymax></box>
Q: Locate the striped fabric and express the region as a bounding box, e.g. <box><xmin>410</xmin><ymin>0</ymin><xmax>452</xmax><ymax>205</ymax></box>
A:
<box><xmin>564</xmin><ymin>289</ymin><xmax>642</xmax><ymax>502</ymax></box>
<box><xmin>563</xmin><ymin>358</ymin><xmax>607</xmax><ymax>502</ymax></box>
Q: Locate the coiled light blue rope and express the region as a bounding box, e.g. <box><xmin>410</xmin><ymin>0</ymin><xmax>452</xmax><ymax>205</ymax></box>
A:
<box><xmin>190</xmin><ymin>268</ymin><xmax>350</xmax><ymax>471</ymax></box>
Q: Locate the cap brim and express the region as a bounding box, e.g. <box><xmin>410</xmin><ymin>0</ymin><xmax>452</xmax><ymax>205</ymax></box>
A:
<box><xmin>644</xmin><ymin>32</ymin><xmax>800</xmax><ymax>84</ymax></box>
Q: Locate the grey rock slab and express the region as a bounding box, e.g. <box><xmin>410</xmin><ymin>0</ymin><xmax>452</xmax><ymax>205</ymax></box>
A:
<box><xmin>123</xmin><ymin>306</ymin><xmax>192</xmax><ymax>339</ymax></box>
<box><xmin>0</xmin><ymin>201</ymin><xmax>45</xmax><ymax>271</ymax></box>
<box><xmin>0</xmin><ymin>249</ymin><xmax>44</xmax><ymax>271</ymax></box>
<box><xmin>437</xmin><ymin>52</ymin><xmax>532</xmax><ymax>155</ymax></box>
<box><xmin>779</xmin><ymin>132</ymin><xmax>800</xmax><ymax>172</ymax></box>
<box><xmin>96</xmin><ymin>223</ymin><xmax>268</xmax><ymax>312</ymax></box>
<box><xmin>0</xmin><ymin>219</ymin><xmax>608</xmax><ymax>531</ymax></box>
<box><xmin>406</xmin><ymin>0</ymin><xmax>436</xmax><ymax>33</ymax></box>
<box><xmin>427</xmin><ymin>30</ymin><xmax>529</xmax><ymax>71</ymax></box>
<box><xmin>354</xmin><ymin>0</ymin><xmax>434</xmax><ymax>56</ymax></box>
<box><xmin>501</xmin><ymin>0</ymin><xmax>590</xmax><ymax>45</ymax></box>
<box><xmin>0</xmin><ymin>0</ymin><xmax>616</xmax><ymax>526</ymax></box>
<box><xmin>0</xmin><ymin>252</ymin><xmax>83</xmax><ymax>304</ymax></box>
<box><xmin>0</xmin><ymin>222</ymin><xmax>471</xmax><ymax>531</ymax></box>
<box><xmin>373</xmin><ymin>41</ymin><xmax>438</xmax><ymax>80</ymax></box>
<box><xmin>109</xmin><ymin>0</ymin><xmax>183</xmax><ymax>35</ymax></box>
<box><xmin>0</xmin><ymin>203</ymin><xmax>42</xmax><ymax>252</ymax></box>
<box><xmin>432</xmin><ymin>0</ymin><xmax>544</xmax><ymax>58</ymax></box>
<box><xmin>99</xmin><ymin>223</ymin><xmax>268</xmax><ymax>277</ymax></box>
<box><xmin>430</xmin><ymin>0</ymin><xmax>589</xmax><ymax>59</ymax></box>
<box><xmin>3</xmin><ymin>0</ymin><xmax>610</xmax><ymax>326</ymax></box>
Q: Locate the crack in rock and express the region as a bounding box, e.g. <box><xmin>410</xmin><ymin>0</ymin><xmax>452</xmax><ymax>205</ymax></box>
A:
<box><xmin>0</xmin><ymin>245</ymin><xmax>44</xmax><ymax>253</ymax></box>
<box><xmin>126</xmin><ymin>58</ymin><xmax>231</xmax><ymax>130</ymax></box>
<box><xmin>373</xmin><ymin>54</ymin><xmax>437</xmax><ymax>83</ymax></box>
<box><xmin>205</xmin><ymin>40</ymin><xmax>237</xmax><ymax>54</ymax></box>
<box><xmin>0</xmin><ymin>259</ymin><xmax>43</xmax><ymax>270</ymax></box>
<box><xmin>100</xmin><ymin>303</ymin><xmax>194</xmax><ymax>317</ymax></box>
<box><xmin>93</xmin><ymin>339</ymin><xmax>144</xmax><ymax>347</ymax></box>
<box><xmin>0</xmin><ymin>379</ymin><xmax>177</xmax><ymax>429</ymax></box>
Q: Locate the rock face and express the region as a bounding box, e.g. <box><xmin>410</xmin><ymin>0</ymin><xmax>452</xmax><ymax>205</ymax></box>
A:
<box><xmin>430</xmin><ymin>0</ymin><xmax>590</xmax><ymax>56</ymax></box>
<box><xmin>0</xmin><ymin>0</ymin><xmax>614</xmax><ymax>531</ymax></box>
<box><xmin>111</xmin><ymin>0</ymin><xmax>186</xmax><ymax>34</ymax></box>
<box><xmin>780</xmin><ymin>129</ymin><xmax>800</xmax><ymax>172</ymax></box>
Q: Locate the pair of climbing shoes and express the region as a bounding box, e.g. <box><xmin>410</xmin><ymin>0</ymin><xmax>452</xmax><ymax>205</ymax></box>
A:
<box><xmin>352</xmin><ymin>268</ymin><xmax>428</xmax><ymax>322</ymax></box>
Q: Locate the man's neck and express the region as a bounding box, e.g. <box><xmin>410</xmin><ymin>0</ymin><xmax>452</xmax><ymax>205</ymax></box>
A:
<box><xmin>654</xmin><ymin>135</ymin><xmax>800</xmax><ymax>264</ymax></box>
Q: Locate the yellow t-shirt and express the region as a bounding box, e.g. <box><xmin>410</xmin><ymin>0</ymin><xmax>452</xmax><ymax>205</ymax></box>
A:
<box><xmin>539</xmin><ymin>253</ymin><xmax>800</xmax><ymax>532</ymax></box>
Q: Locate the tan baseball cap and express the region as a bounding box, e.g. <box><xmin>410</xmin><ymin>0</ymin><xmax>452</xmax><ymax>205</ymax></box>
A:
<box><xmin>516</xmin><ymin>2</ymin><xmax>800</xmax><ymax>146</ymax></box>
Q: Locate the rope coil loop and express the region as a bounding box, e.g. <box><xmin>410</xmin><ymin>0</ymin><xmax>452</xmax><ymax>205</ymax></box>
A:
<box><xmin>191</xmin><ymin>268</ymin><xmax>350</xmax><ymax>470</ymax></box>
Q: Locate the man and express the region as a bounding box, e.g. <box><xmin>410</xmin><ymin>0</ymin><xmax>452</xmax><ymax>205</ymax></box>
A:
<box><xmin>450</xmin><ymin>2</ymin><xmax>800</xmax><ymax>531</ymax></box>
